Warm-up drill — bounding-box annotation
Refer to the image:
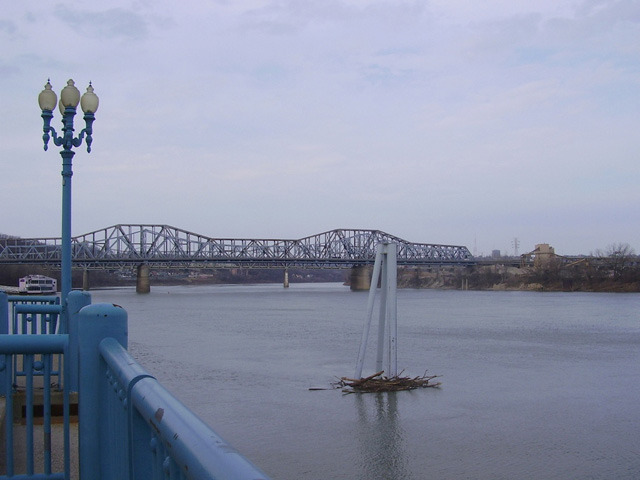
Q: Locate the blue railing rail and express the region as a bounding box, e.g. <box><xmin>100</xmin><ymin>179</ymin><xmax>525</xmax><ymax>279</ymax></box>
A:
<box><xmin>77</xmin><ymin>303</ymin><xmax>270</xmax><ymax>480</ymax></box>
<box><xmin>0</xmin><ymin>292</ymin><xmax>271</xmax><ymax>480</ymax></box>
<box><xmin>0</xmin><ymin>333</ymin><xmax>71</xmax><ymax>479</ymax></box>
<box><xmin>6</xmin><ymin>296</ymin><xmax>61</xmax><ymax>333</ymax></box>
<box><xmin>2</xmin><ymin>295</ymin><xmax>63</xmax><ymax>394</ymax></box>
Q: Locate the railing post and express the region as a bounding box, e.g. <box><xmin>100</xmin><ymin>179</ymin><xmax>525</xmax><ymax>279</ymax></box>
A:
<box><xmin>0</xmin><ymin>292</ymin><xmax>7</xmax><ymax>335</ymax></box>
<box><xmin>0</xmin><ymin>292</ymin><xmax>7</xmax><ymax>397</ymax></box>
<box><xmin>67</xmin><ymin>290</ymin><xmax>92</xmax><ymax>392</ymax></box>
<box><xmin>78</xmin><ymin>303</ymin><xmax>128</xmax><ymax>480</ymax></box>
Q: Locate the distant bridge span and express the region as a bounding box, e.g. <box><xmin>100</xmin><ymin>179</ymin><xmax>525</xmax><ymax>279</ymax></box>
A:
<box><xmin>0</xmin><ymin>224</ymin><xmax>475</xmax><ymax>270</ymax></box>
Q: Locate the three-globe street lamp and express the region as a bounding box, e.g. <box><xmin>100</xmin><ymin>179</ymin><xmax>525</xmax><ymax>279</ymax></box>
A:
<box><xmin>38</xmin><ymin>79</ymin><xmax>99</xmax><ymax>332</ymax></box>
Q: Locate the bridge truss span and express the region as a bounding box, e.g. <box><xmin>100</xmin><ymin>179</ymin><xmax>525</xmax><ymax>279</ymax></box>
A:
<box><xmin>0</xmin><ymin>224</ymin><xmax>475</xmax><ymax>270</ymax></box>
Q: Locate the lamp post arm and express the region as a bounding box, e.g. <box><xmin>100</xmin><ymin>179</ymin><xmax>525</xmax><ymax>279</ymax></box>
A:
<box><xmin>70</xmin><ymin>113</ymin><xmax>96</xmax><ymax>152</ymax></box>
<box><xmin>51</xmin><ymin>132</ymin><xmax>64</xmax><ymax>147</ymax></box>
<box><xmin>82</xmin><ymin>112</ymin><xmax>95</xmax><ymax>153</ymax></box>
<box><xmin>44</xmin><ymin>124</ymin><xmax>65</xmax><ymax>149</ymax></box>
<box><xmin>41</xmin><ymin>109</ymin><xmax>64</xmax><ymax>151</ymax></box>
<box><xmin>72</xmin><ymin>132</ymin><xmax>85</xmax><ymax>149</ymax></box>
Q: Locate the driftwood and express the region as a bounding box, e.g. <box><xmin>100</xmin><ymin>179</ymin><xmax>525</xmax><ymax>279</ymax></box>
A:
<box><xmin>332</xmin><ymin>370</ymin><xmax>441</xmax><ymax>394</ymax></box>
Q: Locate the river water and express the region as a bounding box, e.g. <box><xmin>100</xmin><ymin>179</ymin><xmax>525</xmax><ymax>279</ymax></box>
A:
<box><xmin>90</xmin><ymin>283</ymin><xmax>640</xmax><ymax>479</ymax></box>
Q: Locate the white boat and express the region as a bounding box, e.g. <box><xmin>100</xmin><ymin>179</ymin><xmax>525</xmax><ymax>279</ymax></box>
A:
<box><xmin>18</xmin><ymin>275</ymin><xmax>58</xmax><ymax>294</ymax></box>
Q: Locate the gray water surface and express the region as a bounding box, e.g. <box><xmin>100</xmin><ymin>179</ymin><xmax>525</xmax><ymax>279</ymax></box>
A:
<box><xmin>91</xmin><ymin>284</ymin><xmax>640</xmax><ymax>479</ymax></box>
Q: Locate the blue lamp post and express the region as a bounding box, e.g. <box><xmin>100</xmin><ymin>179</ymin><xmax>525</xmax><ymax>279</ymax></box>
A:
<box><xmin>38</xmin><ymin>79</ymin><xmax>99</xmax><ymax>332</ymax></box>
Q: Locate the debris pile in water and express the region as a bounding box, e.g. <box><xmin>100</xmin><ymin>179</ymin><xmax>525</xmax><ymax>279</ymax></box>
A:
<box><xmin>332</xmin><ymin>370</ymin><xmax>441</xmax><ymax>394</ymax></box>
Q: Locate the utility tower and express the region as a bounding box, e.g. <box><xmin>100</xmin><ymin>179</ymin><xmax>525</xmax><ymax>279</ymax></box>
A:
<box><xmin>512</xmin><ymin>237</ymin><xmax>520</xmax><ymax>257</ymax></box>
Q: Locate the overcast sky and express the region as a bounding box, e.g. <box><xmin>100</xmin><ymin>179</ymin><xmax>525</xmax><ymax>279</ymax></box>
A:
<box><xmin>1</xmin><ymin>1</ymin><xmax>638</xmax><ymax>256</ymax></box>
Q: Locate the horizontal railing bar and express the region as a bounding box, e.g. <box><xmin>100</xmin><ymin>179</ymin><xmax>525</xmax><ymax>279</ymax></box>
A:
<box><xmin>14</xmin><ymin>305</ymin><xmax>62</xmax><ymax>314</ymax></box>
<box><xmin>131</xmin><ymin>378</ymin><xmax>269</xmax><ymax>480</ymax></box>
<box><xmin>0</xmin><ymin>335</ymin><xmax>67</xmax><ymax>354</ymax></box>
<box><xmin>7</xmin><ymin>296</ymin><xmax>59</xmax><ymax>303</ymax></box>
<box><xmin>0</xmin><ymin>474</ymin><xmax>66</xmax><ymax>480</ymax></box>
<box><xmin>98</xmin><ymin>337</ymin><xmax>269</xmax><ymax>480</ymax></box>
<box><xmin>99</xmin><ymin>337</ymin><xmax>154</xmax><ymax>390</ymax></box>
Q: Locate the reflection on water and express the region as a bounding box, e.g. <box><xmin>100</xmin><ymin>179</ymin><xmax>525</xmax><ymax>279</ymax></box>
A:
<box><xmin>355</xmin><ymin>393</ymin><xmax>410</xmax><ymax>480</ymax></box>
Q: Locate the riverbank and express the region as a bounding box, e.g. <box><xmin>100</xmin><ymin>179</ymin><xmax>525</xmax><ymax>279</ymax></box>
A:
<box><xmin>3</xmin><ymin>262</ymin><xmax>638</xmax><ymax>294</ymax></box>
<box><xmin>398</xmin><ymin>265</ymin><xmax>640</xmax><ymax>292</ymax></box>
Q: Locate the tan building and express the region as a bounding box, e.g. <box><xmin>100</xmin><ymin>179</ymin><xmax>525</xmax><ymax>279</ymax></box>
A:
<box><xmin>533</xmin><ymin>243</ymin><xmax>555</xmax><ymax>267</ymax></box>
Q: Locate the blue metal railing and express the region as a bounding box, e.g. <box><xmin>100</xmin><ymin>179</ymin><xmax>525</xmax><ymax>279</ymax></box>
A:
<box><xmin>0</xmin><ymin>292</ymin><xmax>271</xmax><ymax>480</ymax></box>
<box><xmin>5</xmin><ymin>296</ymin><xmax>63</xmax><ymax>392</ymax></box>
<box><xmin>98</xmin><ymin>336</ymin><xmax>269</xmax><ymax>479</ymax></box>
<box><xmin>0</xmin><ymin>334</ymin><xmax>70</xmax><ymax>479</ymax></box>
<box><xmin>6</xmin><ymin>296</ymin><xmax>60</xmax><ymax>334</ymax></box>
<box><xmin>12</xmin><ymin>304</ymin><xmax>60</xmax><ymax>335</ymax></box>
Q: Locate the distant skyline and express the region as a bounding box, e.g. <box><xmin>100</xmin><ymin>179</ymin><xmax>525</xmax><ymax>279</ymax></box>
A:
<box><xmin>1</xmin><ymin>1</ymin><xmax>639</xmax><ymax>257</ymax></box>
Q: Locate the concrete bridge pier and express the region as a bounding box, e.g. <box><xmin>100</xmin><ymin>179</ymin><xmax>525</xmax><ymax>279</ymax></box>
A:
<box><xmin>82</xmin><ymin>270</ymin><xmax>90</xmax><ymax>291</ymax></box>
<box><xmin>136</xmin><ymin>264</ymin><xmax>151</xmax><ymax>294</ymax></box>
<box><xmin>283</xmin><ymin>269</ymin><xmax>289</xmax><ymax>288</ymax></box>
<box><xmin>350</xmin><ymin>265</ymin><xmax>373</xmax><ymax>291</ymax></box>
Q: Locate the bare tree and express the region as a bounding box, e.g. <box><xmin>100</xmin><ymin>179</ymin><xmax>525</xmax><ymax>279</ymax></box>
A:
<box><xmin>604</xmin><ymin>243</ymin><xmax>636</xmax><ymax>280</ymax></box>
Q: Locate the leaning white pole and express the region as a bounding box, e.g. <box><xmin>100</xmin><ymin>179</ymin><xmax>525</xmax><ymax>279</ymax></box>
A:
<box><xmin>386</xmin><ymin>243</ymin><xmax>398</xmax><ymax>377</ymax></box>
<box><xmin>375</xmin><ymin>244</ymin><xmax>389</xmax><ymax>374</ymax></box>
<box><xmin>354</xmin><ymin>246</ymin><xmax>384</xmax><ymax>379</ymax></box>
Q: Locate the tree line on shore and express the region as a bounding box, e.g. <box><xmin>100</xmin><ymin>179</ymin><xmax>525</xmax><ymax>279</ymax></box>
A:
<box><xmin>0</xmin><ymin>264</ymin><xmax>346</xmax><ymax>289</ymax></box>
<box><xmin>399</xmin><ymin>244</ymin><xmax>639</xmax><ymax>293</ymax></box>
<box><xmin>2</xmin><ymin>261</ymin><xmax>638</xmax><ymax>293</ymax></box>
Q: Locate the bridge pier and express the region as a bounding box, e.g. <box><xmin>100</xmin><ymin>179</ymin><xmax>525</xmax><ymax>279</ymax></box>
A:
<box><xmin>283</xmin><ymin>269</ymin><xmax>289</xmax><ymax>288</ymax></box>
<box><xmin>82</xmin><ymin>269</ymin><xmax>90</xmax><ymax>291</ymax></box>
<box><xmin>136</xmin><ymin>264</ymin><xmax>151</xmax><ymax>294</ymax></box>
<box><xmin>350</xmin><ymin>265</ymin><xmax>373</xmax><ymax>291</ymax></box>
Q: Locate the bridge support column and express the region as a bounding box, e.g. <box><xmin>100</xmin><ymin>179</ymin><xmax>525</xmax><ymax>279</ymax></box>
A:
<box><xmin>350</xmin><ymin>265</ymin><xmax>372</xmax><ymax>291</ymax></box>
<box><xmin>82</xmin><ymin>269</ymin><xmax>90</xmax><ymax>291</ymax></box>
<box><xmin>283</xmin><ymin>269</ymin><xmax>289</xmax><ymax>288</ymax></box>
<box><xmin>136</xmin><ymin>264</ymin><xmax>151</xmax><ymax>294</ymax></box>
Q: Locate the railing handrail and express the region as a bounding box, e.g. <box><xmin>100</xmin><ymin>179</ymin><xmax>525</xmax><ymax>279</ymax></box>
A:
<box><xmin>13</xmin><ymin>305</ymin><xmax>62</xmax><ymax>315</ymax></box>
<box><xmin>76</xmin><ymin>303</ymin><xmax>271</xmax><ymax>480</ymax></box>
<box><xmin>99</xmin><ymin>337</ymin><xmax>270</xmax><ymax>480</ymax></box>
<box><xmin>7</xmin><ymin>296</ymin><xmax>60</xmax><ymax>304</ymax></box>
<box><xmin>0</xmin><ymin>334</ymin><xmax>67</xmax><ymax>354</ymax></box>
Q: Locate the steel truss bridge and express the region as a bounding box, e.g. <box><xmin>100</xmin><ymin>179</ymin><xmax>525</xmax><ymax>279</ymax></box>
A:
<box><xmin>0</xmin><ymin>224</ymin><xmax>475</xmax><ymax>270</ymax></box>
